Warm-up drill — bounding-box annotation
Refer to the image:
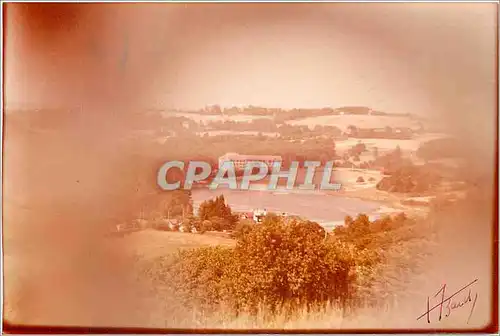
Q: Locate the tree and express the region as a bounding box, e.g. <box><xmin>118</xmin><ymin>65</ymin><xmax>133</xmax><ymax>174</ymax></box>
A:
<box><xmin>160</xmin><ymin>216</ymin><xmax>378</xmax><ymax>315</ymax></box>
<box><xmin>210</xmin><ymin>216</ymin><xmax>229</xmax><ymax>231</ymax></box>
<box><xmin>376</xmin><ymin>164</ymin><xmax>441</xmax><ymax>193</ymax></box>
<box><xmin>198</xmin><ymin>199</ymin><xmax>215</xmax><ymax>220</ymax></box>
<box><xmin>211</xmin><ymin>105</ymin><xmax>222</xmax><ymax>114</ymax></box>
<box><xmin>416</xmin><ymin>137</ymin><xmax>460</xmax><ymax>161</ymax></box>
<box><xmin>344</xmin><ymin>215</ymin><xmax>354</xmax><ymax>226</ymax></box>
<box><xmin>166</xmin><ymin>190</ymin><xmax>193</xmax><ymax>218</ymax></box>
<box><xmin>231</xmin><ymin>220</ymin><xmax>255</xmax><ymax>239</ymax></box>
<box><xmin>198</xmin><ymin>194</ymin><xmax>238</xmax><ymax>231</ymax></box>
<box><xmin>347</xmin><ymin>125</ymin><xmax>358</xmax><ymax>137</ymax></box>
<box><xmin>184</xmin><ymin>215</ymin><xmax>201</xmax><ymax>232</ymax></box>
<box><xmin>345</xmin><ymin>214</ymin><xmax>371</xmax><ymax>239</ymax></box>
<box><xmin>394</xmin><ymin>145</ymin><xmax>402</xmax><ymax>159</ymax></box>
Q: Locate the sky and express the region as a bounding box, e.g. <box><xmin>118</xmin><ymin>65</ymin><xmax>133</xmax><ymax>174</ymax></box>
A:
<box><xmin>4</xmin><ymin>3</ymin><xmax>497</xmax><ymax>116</ymax></box>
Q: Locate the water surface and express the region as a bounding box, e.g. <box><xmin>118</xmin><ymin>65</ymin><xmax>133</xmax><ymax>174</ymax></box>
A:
<box><xmin>191</xmin><ymin>187</ymin><xmax>382</xmax><ymax>229</ymax></box>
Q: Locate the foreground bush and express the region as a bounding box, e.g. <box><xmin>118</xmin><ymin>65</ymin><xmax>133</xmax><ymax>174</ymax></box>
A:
<box><xmin>154</xmin><ymin>216</ymin><xmax>379</xmax><ymax>317</ymax></box>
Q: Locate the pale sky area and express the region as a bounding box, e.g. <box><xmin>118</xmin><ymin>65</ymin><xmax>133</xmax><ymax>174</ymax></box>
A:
<box><xmin>4</xmin><ymin>3</ymin><xmax>497</xmax><ymax>116</ymax></box>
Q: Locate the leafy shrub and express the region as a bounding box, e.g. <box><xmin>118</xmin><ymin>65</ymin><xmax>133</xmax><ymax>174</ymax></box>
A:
<box><xmin>231</xmin><ymin>220</ymin><xmax>255</xmax><ymax>239</ymax></box>
<box><xmin>333</xmin><ymin>212</ymin><xmax>415</xmax><ymax>251</ymax></box>
<box><xmin>208</xmin><ymin>216</ymin><xmax>232</xmax><ymax>231</ymax></box>
<box><xmin>348</xmin><ymin>143</ymin><xmax>366</xmax><ymax>157</ymax></box>
<box><xmin>165</xmin><ymin>190</ymin><xmax>194</xmax><ymax>218</ymax></box>
<box><xmin>166</xmin><ymin>246</ymin><xmax>234</xmax><ymax>310</ymax></box>
<box><xmin>199</xmin><ymin>220</ymin><xmax>213</xmax><ymax>234</ymax></box>
<box><xmin>356</xmin><ymin>176</ymin><xmax>365</xmax><ymax>183</ymax></box>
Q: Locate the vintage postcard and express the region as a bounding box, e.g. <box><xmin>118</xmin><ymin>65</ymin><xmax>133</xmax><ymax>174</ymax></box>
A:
<box><xmin>2</xmin><ymin>1</ymin><xmax>498</xmax><ymax>333</ymax></box>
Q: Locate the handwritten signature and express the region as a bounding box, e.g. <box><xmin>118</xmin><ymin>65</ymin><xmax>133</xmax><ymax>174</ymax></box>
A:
<box><xmin>417</xmin><ymin>279</ymin><xmax>479</xmax><ymax>324</ymax></box>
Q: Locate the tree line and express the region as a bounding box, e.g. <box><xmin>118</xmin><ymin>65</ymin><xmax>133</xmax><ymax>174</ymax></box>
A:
<box><xmin>145</xmin><ymin>210</ymin><xmax>423</xmax><ymax>319</ymax></box>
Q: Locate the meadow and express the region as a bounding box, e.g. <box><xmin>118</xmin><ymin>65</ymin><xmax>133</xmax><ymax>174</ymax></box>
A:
<box><xmin>286</xmin><ymin>114</ymin><xmax>420</xmax><ymax>131</ymax></box>
<box><xmin>164</xmin><ymin>112</ymin><xmax>273</xmax><ymax>123</ymax></box>
<box><xmin>112</xmin><ymin>229</ymin><xmax>236</xmax><ymax>261</ymax></box>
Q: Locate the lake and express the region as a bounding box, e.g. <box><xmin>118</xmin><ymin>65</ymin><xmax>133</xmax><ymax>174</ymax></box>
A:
<box><xmin>191</xmin><ymin>187</ymin><xmax>382</xmax><ymax>230</ymax></box>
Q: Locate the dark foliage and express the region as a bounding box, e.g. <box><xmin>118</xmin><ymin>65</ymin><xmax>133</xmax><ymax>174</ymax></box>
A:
<box><xmin>198</xmin><ymin>195</ymin><xmax>238</xmax><ymax>231</ymax></box>
<box><xmin>159</xmin><ymin>216</ymin><xmax>378</xmax><ymax>315</ymax></box>
<box><xmin>416</xmin><ymin>137</ymin><xmax>461</xmax><ymax>161</ymax></box>
<box><xmin>376</xmin><ymin>165</ymin><xmax>441</xmax><ymax>193</ymax></box>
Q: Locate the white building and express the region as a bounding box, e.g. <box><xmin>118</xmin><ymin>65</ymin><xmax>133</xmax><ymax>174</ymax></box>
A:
<box><xmin>253</xmin><ymin>209</ymin><xmax>268</xmax><ymax>223</ymax></box>
<box><xmin>218</xmin><ymin>152</ymin><xmax>283</xmax><ymax>171</ymax></box>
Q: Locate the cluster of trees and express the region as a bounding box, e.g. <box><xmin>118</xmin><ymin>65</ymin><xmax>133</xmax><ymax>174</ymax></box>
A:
<box><xmin>165</xmin><ymin>190</ymin><xmax>194</xmax><ymax>218</ymax></box>
<box><xmin>153</xmin><ymin>194</ymin><xmax>238</xmax><ymax>233</ymax></box>
<box><xmin>278</xmin><ymin>124</ymin><xmax>343</xmax><ymax>140</ymax></box>
<box><xmin>197</xmin><ymin>195</ymin><xmax>238</xmax><ymax>231</ymax></box>
<box><xmin>204</xmin><ymin>120</ymin><xmax>344</xmax><ymax>141</ymax></box>
<box><xmin>194</xmin><ymin>105</ymin><xmax>382</xmax><ymax>116</ymax></box>
<box><xmin>161</xmin><ymin>116</ymin><xmax>200</xmax><ymax>132</ymax></box>
<box><xmin>155</xmin><ymin>214</ymin><xmax>380</xmax><ymax>316</ymax></box>
<box><xmin>332</xmin><ymin>145</ymin><xmax>443</xmax><ymax>194</ymax></box>
<box><xmin>333</xmin><ymin>212</ymin><xmax>417</xmax><ymax>250</ymax></box>
<box><xmin>272</xmin><ymin>107</ymin><xmax>404</xmax><ymax>128</ymax></box>
<box><xmin>168</xmin><ymin>105</ymin><xmax>415</xmax><ymax>123</ymax></box>
<box><xmin>347</xmin><ymin>125</ymin><xmax>414</xmax><ymax>140</ymax></box>
<box><xmin>344</xmin><ymin>142</ymin><xmax>368</xmax><ymax>162</ymax></box>
<box><xmin>336</xmin><ymin>145</ymin><xmax>410</xmax><ymax>172</ymax></box>
<box><xmin>207</xmin><ymin>119</ymin><xmax>278</xmax><ymax>133</ymax></box>
<box><xmin>334</xmin><ymin>144</ymin><xmax>385</xmax><ymax>168</ymax></box>
<box><xmin>416</xmin><ymin>137</ymin><xmax>461</xmax><ymax>161</ymax></box>
<box><xmin>146</xmin><ymin>211</ymin><xmax>424</xmax><ymax>319</ymax></box>
<box><xmin>376</xmin><ymin>165</ymin><xmax>442</xmax><ymax>194</ymax></box>
<box><xmin>349</xmin><ymin>146</ymin><xmax>442</xmax><ymax>194</ymax></box>
<box><xmin>158</xmin><ymin>134</ymin><xmax>338</xmax><ymax>171</ymax></box>
<box><xmin>373</xmin><ymin>146</ymin><xmax>409</xmax><ymax>173</ymax></box>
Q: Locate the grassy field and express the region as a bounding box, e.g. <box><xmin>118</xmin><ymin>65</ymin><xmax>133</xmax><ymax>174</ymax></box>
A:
<box><xmin>196</xmin><ymin>130</ymin><xmax>280</xmax><ymax>137</ymax></box>
<box><xmin>335</xmin><ymin>133</ymin><xmax>451</xmax><ymax>155</ymax></box>
<box><xmin>111</xmin><ymin>229</ymin><xmax>236</xmax><ymax>261</ymax></box>
<box><xmin>287</xmin><ymin>114</ymin><xmax>420</xmax><ymax>131</ymax></box>
<box><xmin>163</xmin><ymin>112</ymin><xmax>272</xmax><ymax>123</ymax></box>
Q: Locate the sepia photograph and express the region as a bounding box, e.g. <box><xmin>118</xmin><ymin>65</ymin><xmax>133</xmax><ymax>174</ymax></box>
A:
<box><xmin>2</xmin><ymin>1</ymin><xmax>499</xmax><ymax>333</ymax></box>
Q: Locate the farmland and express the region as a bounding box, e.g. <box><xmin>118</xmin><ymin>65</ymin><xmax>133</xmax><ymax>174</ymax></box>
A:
<box><xmin>164</xmin><ymin>112</ymin><xmax>273</xmax><ymax>123</ymax></box>
<box><xmin>111</xmin><ymin>229</ymin><xmax>236</xmax><ymax>261</ymax></box>
<box><xmin>334</xmin><ymin>133</ymin><xmax>449</xmax><ymax>155</ymax></box>
<box><xmin>286</xmin><ymin>114</ymin><xmax>421</xmax><ymax>131</ymax></box>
